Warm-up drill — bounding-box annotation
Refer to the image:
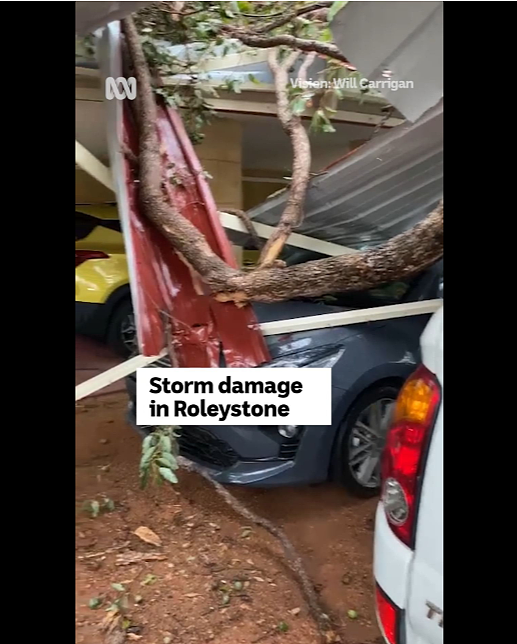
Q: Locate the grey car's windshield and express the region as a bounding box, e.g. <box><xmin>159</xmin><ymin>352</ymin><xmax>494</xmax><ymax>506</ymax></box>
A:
<box><xmin>303</xmin><ymin>280</ymin><xmax>413</xmax><ymax>309</ymax></box>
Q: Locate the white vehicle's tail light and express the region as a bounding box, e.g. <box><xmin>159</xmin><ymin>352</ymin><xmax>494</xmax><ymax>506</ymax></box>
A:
<box><xmin>381</xmin><ymin>365</ymin><xmax>440</xmax><ymax>547</ymax></box>
<box><xmin>375</xmin><ymin>584</ymin><xmax>401</xmax><ymax>644</ymax></box>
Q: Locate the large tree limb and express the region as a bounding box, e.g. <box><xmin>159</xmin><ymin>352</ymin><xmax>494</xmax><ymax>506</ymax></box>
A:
<box><xmin>215</xmin><ymin>202</ymin><xmax>443</xmax><ymax>303</ymax></box>
<box><xmin>257</xmin><ymin>49</ymin><xmax>314</xmax><ymax>268</ymax></box>
<box><xmin>123</xmin><ymin>16</ymin><xmax>443</xmax><ymax>305</ymax></box>
<box><xmin>123</xmin><ymin>17</ymin><xmax>239</xmax><ymax>284</ymax></box>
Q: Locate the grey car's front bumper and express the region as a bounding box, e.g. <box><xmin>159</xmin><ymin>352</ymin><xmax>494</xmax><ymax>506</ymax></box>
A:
<box><xmin>126</xmin><ymin>400</ymin><xmax>336</xmax><ymax>487</ymax></box>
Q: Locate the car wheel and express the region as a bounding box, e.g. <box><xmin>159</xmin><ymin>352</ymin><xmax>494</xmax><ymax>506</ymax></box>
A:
<box><xmin>107</xmin><ymin>299</ymin><xmax>136</xmax><ymax>358</ymax></box>
<box><xmin>332</xmin><ymin>384</ymin><xmax>399</xmax><ymax>497</ymax></box>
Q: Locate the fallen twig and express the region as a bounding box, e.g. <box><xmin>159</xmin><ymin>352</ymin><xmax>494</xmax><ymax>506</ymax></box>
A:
<box><xmin>116</xmin><ymin>551</ymin><xmax>167</xmax><ymax>566</ymax></box>
<box><xmin>78</xmin><ymin>541</ymin><xmax>131</xmax><ymax>560</ymax></box>
<box><xmin>178</xmin><ymin>456</ymin><xmax>341</xmax><ymax>643</ymax></box>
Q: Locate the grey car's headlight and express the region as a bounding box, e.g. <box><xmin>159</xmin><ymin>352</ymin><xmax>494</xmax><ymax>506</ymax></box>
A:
<box><xmin>261</xmin><ymin>345</ymin><xmax>345</xmax><ymax>369</ymax></box>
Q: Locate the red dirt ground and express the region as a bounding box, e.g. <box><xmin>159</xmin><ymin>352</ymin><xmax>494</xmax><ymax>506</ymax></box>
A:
<box><xmin>76</xmin><ymin>393</ymin><xmax>383</xmax><ymax>644</ymax></box>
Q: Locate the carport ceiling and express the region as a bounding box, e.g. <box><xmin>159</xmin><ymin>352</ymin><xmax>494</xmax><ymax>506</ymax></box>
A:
<box><xmin>234</xmin><ymin>112</ymin><xmax>375</xmax><ymax>173</ymax></box>
<box><xmin>75</xmin><ymin>97</ymin><xmax>375</xmax><ymax>174</ymax></box>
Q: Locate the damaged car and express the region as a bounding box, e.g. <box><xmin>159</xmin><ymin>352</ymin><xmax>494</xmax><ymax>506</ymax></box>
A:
<box><xmin>126</xmin><ymin>260</ymin><xmax>442</xmax><ymax>496</ymax></box>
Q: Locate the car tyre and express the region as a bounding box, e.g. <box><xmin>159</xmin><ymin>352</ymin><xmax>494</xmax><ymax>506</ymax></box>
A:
<box><xmin>332</xmin><ymin>384</ymin><xmax>400</xmax><ymax>498</ymax></box>
<box><xmin>106</xmin><ymin>298</ymin><xmax>136</xmax><ymax>358</ymax></box>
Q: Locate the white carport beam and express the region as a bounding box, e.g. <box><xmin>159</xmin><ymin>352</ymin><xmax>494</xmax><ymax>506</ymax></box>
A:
<box><xmin>209</xmin><ymin>98</ymin><xmax>405</xmax><ymax>128</ymax></box>
<box><xmin>260</xmin><ymin>299</ymin><xmax>442</xmax><ymax>336</ymax></box>
<box><xmin>75</xmin><ymin>140</ymin><xmax>114</xmax><ymax>193</ymax></box>
<box><xmin>75</xmin><ymin>300</ymin><xmax>441</xmax><ymax>400</ymax></box>
<box><xmin>76</xmin><ymin>351</ymin><xmax>167</xmax><ymax>402</ymax></box>
<box><xmin>219</xmin><ymin>211</ymin><xmax>357</xmax><ymax>257</ymax></box>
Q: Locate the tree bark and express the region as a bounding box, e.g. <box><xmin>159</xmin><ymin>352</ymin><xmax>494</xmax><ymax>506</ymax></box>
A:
<box><xmin>257</xmin><ymin>50</ymin><xmax>313</xmax><ymax>268</ymax></box>
<box><xmin>251</xmin><ymin>2</ymin><xmax>332</xmax><ymax>34</ymax></box>
<box><xmin>222</xmin><ymin>28</ymin><xmax>350</xmax><ymax>65</ymax></box>
<box><xmin>215</xmin><ymin>202</ymin><xmax>443</xmax><ymax>303</ymax></box>
<box><xmin>122</xmin><ymin>16</ymin><xmax>443</xmax><ymax>305</ymax></box>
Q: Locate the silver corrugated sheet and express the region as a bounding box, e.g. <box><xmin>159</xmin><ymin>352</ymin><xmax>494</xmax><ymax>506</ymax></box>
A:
<box><xmin>76</xmin><ymin>2</ymin><xmax>152</xmax><ymax>35</ymax></box>
<box><xmin>249</xmin><ymin>100</ymin><xmax>443</xmax><ymax>250</ymax></box>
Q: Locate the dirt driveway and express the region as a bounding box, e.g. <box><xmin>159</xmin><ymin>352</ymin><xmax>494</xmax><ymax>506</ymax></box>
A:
<box><xmin>76</xmin><ymin>393</ymin><xmax>382</xmax><ymax>644</ymax></box>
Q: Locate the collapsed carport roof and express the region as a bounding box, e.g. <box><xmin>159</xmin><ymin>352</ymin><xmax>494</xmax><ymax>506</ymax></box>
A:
<box><xmin>249</xmin><ymin>99</ymin><xmax>443</xmax><ymax>251</ymax></box>
<box><xmin>248</xmin><ymin>0</ymin><xmax>443</xmax><ymax>250</ymax></box>
<box><xmin>76</xmin><ymin>1</ymin><xmax>443</xmax><ymax>251</ymax></box>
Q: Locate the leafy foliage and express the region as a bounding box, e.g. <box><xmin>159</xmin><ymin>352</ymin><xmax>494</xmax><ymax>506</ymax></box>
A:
<box><xmin>139</xmin><ymin>426</ymin><xmax>180</xmax><ymax>488</ymax></box>
<box><xmin>129</xmin><ymin>1</ymin><xmax>358</xmax><ymax>140</ymax></box>
<box><xmin>80</xmin><ymin>2</ymin><xmax>363</xmax><ymax>142</ymax></box>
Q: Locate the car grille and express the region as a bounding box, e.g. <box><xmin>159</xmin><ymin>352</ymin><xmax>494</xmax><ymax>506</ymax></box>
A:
<box><xmin>177</xmin><ymin>426</ymin><xmax>239</xmax><ymax>469</ymax></box>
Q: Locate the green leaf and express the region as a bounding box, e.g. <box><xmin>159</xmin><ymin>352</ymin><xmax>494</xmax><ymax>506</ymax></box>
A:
<box><xmin>105</xmin><ymin>602</ymin><xmax>120</xmax><ymax>613</ymax></box>
<box><xmin>328</xmin><ymin>1</ymin><xmax>349</xmax><ymax>22</ymax></box>
<box><xmin>89</xmin><ymin>597</ymin><xmax>103</xmax><ymax>609</ymax></box>
<box><xmin>278</xmin><ymin>621</ymin><xmax>289</xmax><ymax>633</ymax></box>
<box><xmin>290</xmin><ymin>97</ymin><xmax>308</xmax><ymax>115</ymax></box>
<box><xmin>90</xmin><ymin>500</ymin><xmax>100</xmax><ymax>518</ymax></box>
<box><xmin>142</xmin><ymin>434</ymin><xmax>154</xmax><ymax>452</ymax></box>
<box><xmin>102</xmin><ymin>497</ymin><xmax>115</xmax><ymax>512</ymax></box>
<box><xmin>141</xmin><ymin>574</ymin><xmax>157</xmax><ymax>586</ymax></box>
<box><xmin>157</xmin><ymin>455</ymin><xmax>176</xmax><ymax>469</ymax></box>
<box><xmin>159</xmin><ymin>467</ymin><xmax>178</xmax><ymax>484</ymax></box>
<box><xmin>319</xmin><ymin>27</ymin><xmax>333</xmax><ymax>42</ymax></box>
<box><xmin>140</xmin><ymin>446</ymin><xmax>156</xmax><ymax>469</ymax></box>
<box><xmin>248</xmin><ymin>73</ymin><xmax>261</xmax><ymax>85</ymax></box>
<box><xmin>111</xmin><ymin>583</ymin><xmax>125</xmax><ymax>593</ymax></box>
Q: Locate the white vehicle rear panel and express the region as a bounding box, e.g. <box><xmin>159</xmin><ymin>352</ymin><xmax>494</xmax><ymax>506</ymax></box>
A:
<box><xmin>373</xmin><ymin>306</ymin><xmax>443</xmax><ymax>644</ymax></box>
<box><xmin>406</xmin><ymin>307</ymin><xmax>443</xmax><ymax>642</ymax></box>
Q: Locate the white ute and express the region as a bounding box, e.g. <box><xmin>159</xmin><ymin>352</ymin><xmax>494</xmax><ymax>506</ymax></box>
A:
<box><xmin>374</xmin><ymin>306</ymin><xmax>443</xmax><ymax>644</ymax></box>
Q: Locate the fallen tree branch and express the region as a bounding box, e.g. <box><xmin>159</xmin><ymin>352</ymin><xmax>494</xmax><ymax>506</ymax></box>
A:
<box><xmin>257</xmin><ymin>49</ymin><xmax>314</xmax><ymax>267</ymax></box>
<box><xmin>217</xmin><ymin>202</ymin><xmax>443</xmax><ymax>303</ymax></box>
<box><xmin>222</xmin><ymin>28</ymin><xmax>350</xmax><ymax>65</ymax></box>
<box><xmin>177</xmin><ymin>456</ymin><xmax>340</xmax><ymax>643</ymax></box>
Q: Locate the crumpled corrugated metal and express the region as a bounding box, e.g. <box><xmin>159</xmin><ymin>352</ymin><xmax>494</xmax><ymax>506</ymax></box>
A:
<box><xmin>98</xmin><ymin>22</ymin><xmax>270</xmax><ymax>366</ymax></box>
<box><xmin>331</xmin><ymin>1</ymin><xmax>443</xmax><ymax>123</ymax></box>
<box><xmin>249</xmin><ymin>100</ymin><xmax>443</xmax><ymax>250</ymax></box>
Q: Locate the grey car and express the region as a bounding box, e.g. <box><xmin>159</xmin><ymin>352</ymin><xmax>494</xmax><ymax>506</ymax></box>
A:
<box><xmin>126</xmin><ymin>261</ymin><xmax>442</xmax><ymax>496</ymax></box>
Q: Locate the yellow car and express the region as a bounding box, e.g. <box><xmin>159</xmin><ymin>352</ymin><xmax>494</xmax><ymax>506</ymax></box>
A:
<box><xmin>75</xmin><ymin>205</ymin><xmax>136</xmax><ymax>357</ymax></box>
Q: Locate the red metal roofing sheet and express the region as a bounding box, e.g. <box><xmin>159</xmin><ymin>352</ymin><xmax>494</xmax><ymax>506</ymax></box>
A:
<box><xmin>122</xmin><ymin>101</ymin><xmax>270</xmax><ymax>367</ymax></box>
